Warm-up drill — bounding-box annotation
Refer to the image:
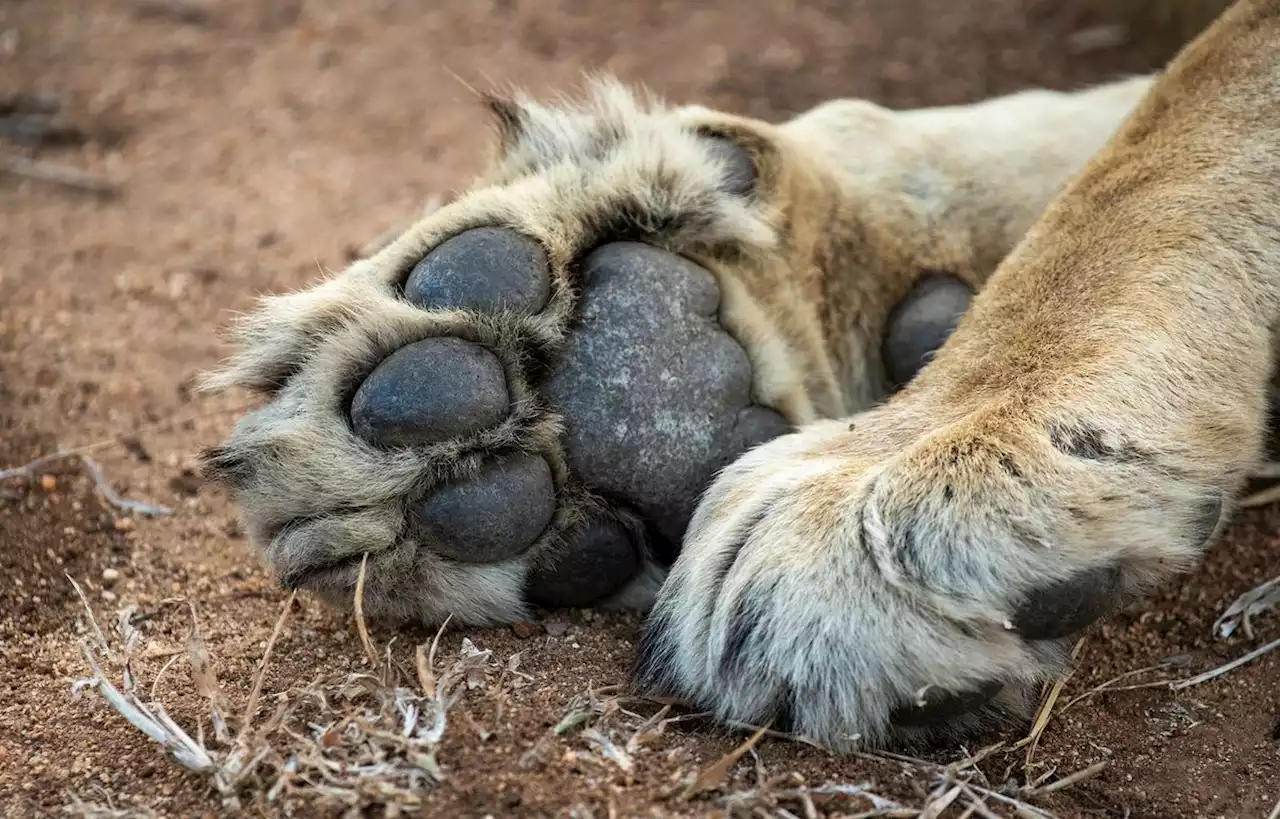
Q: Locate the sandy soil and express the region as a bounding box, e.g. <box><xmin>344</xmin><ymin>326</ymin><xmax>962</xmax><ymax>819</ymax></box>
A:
<box><xmin>1</xmin><ymin>0</ymin><xmax>1275</xmax><ymax>817</ymax></box>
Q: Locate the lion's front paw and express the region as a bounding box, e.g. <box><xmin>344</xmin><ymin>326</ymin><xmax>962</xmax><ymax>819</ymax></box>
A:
<box><xmin>201</xmin><ymin>81</ymin><xmax>791</xmax><ymax>625</ymax></box>
<box><xmin>632</xmin><ymin>403</ymin><xmax>1228</xmax><ymax>748</ymax></box>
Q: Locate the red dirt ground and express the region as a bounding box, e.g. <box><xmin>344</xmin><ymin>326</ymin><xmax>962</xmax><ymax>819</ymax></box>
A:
<box><xmin>1</xmin><ymin>1</ymin><xmax>1275</xmax><ymax>817</ymax></box>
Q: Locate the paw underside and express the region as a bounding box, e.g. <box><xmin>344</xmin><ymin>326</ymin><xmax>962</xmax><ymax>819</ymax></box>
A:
<box><xmin>203</xmin><ymin>83</ymin><xmax>793</xmax><ymax>625</ymax></box>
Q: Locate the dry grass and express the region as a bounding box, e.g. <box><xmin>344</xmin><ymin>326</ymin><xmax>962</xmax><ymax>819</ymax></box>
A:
<box><xmin>64</xmin><ymin>567</ymin><xmax>491</xmax><ymax>815</ymax></box>
<box><xmin>61</xmin><ymin>558</ymin><xmax>1279</xmax><ymax>817</ymax></box>
<box><xmin>57</xmin><ymin>511</ymin><xmax>1280</xmax><ymax>818</ymax></box>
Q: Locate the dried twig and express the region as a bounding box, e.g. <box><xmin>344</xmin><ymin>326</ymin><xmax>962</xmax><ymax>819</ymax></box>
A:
<box><xmin>3</xmin><ymin>453</ymin><xmax>171</xmax><ymax>515</ymax></box>
<box><xmin>82</xmin><ymin>457</ymin><xmax>171</xmax><ymax>517</ymax></box>
<box><xmin>1214</xmin><ymin>575</ymin><xmax>1280</xmax><ymax>639</ymax></box>
<box><xmin>184</xmin><ymin>601</ymin><xmax>230</xmax><ymax>743</ymax></box>
<box><xmin>239</xmin><ymin>590</ymin><xmax>295</xmax><ymax>738</ymax></box>
<box><xmin>720</xmin><ymin>781</ymin><xmax>910</xmax><ymax>818</ymax></box>
<box><xmin>1018</xmin><ymin>671</ymin><xmax>1070</xmax><ymax>764</ymax></box>
<box><xmin>955</xmin><ymin>785</ymin><xmax>1003</xmax><ymax>819</ymax></box>
<box><xmin>78</xmin><ymin>642</ymin><xmax>217</xmax><ymax>773</ymax></box>
<box><xmin>1239</xmin><ymin>484</ymin><xmax>1280</xmax><ymax>507</ymax></box>
<box><xmin>67</xmin><ymin>574</ymin><xmax>111</xmax><ymax>655</ymax></box>
<box><xmin>682</xmin><ymin>723</ymin><xmax>769</xmax><ymax>798</ymax></box>
<box><xmin>920</xmin><ymin>784</ymin><xmax>962</xmax><ymax>819</ymax></box>
<box><xmin>353</xmin><ymin>553</ymin><xmax>381</xmax><ymax>672</ymax></box>
<box><xmin>722</xmin><ymin>718</ymin><xmax>827</xmax><ymax>749</ymax></box>
<box><xmin>1170</xmin><ymin>636</ymin><xmax>1280</xmax><ymax>690</ymax></box>
<box><xmin>1</xmin><ymin>154</ymin><xmax>120</xmax><ymax>196</ymax></box>
<box><xmin>583</xmin><ymin>728</ymin><xmax>634</xmax><ymax>772</ymax></box>
<box><xmin>945</xmin><ymin>741</ymin><xmax>1004</xmax><ymax>777</ymax></box>
<box><xmin>1026</xmin><ymin>760</ymin><xmax>1109</xmax><ymax>795</ymax></box>
<box><xmin>68</xmin><ymin>583</ymin><xmax>479</xmax><ymax>812</ymax></box>
<box><xmin>1058</xmin><ymin>663</ymin><xmax>1180</xmax><ymax>713</ymax></box>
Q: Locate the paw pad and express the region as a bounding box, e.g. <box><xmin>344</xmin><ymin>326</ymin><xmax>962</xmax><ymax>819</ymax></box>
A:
<box><xmin>350</xmin><ymin>337</ymin><xmax>509</xmax><ymax>447</ymax></box>
<box><xmin>416</xmin><ymin>454</ymin><xmax>556</xmax><ymax>562</ymax></box>
<box><xmin>882</xmin><ymin>273</ymin><xmax>972</xmax><ymax>388</ymax></box>
<box><xmin>525</xmin><ymin>518</ymin><xmax>642</xmax><ymax>607</ymax></box>
<box><xmin>211</xmin><ymin>86</ymin><xmax>792</xmax><ymax>625</ymax></box>
<box><xmin>403</xmin><ymin>227</ymin><xmax>551</xmax><ymax>313</ymax></box>
<box><xmin>545</xmin><ymin>242</ymin><xmax>789</xmax><ymax>544</ymax></box>
<box><xmin>1011</xmin><ymin>564</ymin><xmax>1124</xmax><ymax>640</ymax></box>
<box><xmin>890</xmin><ymin>681</ymin><xmax>1003</xmax><ymax>727</ymax></box>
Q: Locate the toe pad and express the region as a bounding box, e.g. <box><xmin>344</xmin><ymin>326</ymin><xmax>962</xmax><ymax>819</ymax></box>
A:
<box><xmin>350</xmin><ymin>337</ymin><xmax>509</xmax><ymax>447</ymax></box>
<box><xmin>404</xmin><ymin>227</ymin><xmax>550</xmax><ymax>313</ymax></box>
<box><xmin>525</xmin><ymin>517</ymin><xmax>642</xmax><ymax>607</ymax></box>
<box><xmin>416</xmin><ymin>454</ymin><xmax>556</xmax><ymax>562</ymax></box>
<box><xmin>1012</xmin><ymin>564</ymin><xmax>1125</xmax><ymax>640</ymax></box>
<box><xmin>883</xmin><ymin>273</ymin><xmax>972</xmax><ymax>388</ymax></box>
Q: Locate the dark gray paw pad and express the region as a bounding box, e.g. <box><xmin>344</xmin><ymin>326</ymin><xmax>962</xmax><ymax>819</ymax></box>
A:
<box><xmin>544</xmin><ymin>242</ymin><xmax>789</xmax><ymax>545</ymax></box>
<box><xmin>351</xmin><ymin>337</ymin><xmax>509</xmax><ymax>447</ymax></box>
<box><xmin>1011</xmin><ymin>564</ymin><xmax>1124</xmax><ymax>640</ymax></box>
<box><xmin>404</xmin><ymin>227</ymin><xmax>550</xmax><ymax>313</ymax></box>
<box><xmin>525</xmin><ymin>517</ymin><xmax>642</xmax><ymax>607</ymax></box>
<box><xmin>891</xmin><ymin>680</ymin><xmax>1002</xmax><ymax>727</ymax></box>
<box><xmin>733</xmin><ymin>407</ymin><xmax>793</xmax><ymax>453</ymax></box>
<box><xmin>882</xmin><ymin>273</ymin><xmax>972</xmax><ymax>389</ymax></box>
<box><xmin>416</xmin><ymin>454</ymin><xmax>555</xmax><ymax>562</ymax></box>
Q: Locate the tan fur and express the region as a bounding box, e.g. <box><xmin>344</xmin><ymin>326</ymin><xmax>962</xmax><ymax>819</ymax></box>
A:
<box><xmin>638</xmin><ymin>0</ymin><xmax>1280</xmax><ymax>748</ymax></box>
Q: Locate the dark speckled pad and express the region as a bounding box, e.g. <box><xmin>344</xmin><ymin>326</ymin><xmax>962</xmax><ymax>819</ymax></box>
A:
<box><xmin>403</xmin><ymin>227</ymin><xmax>550</xmax><ymax>313</ymax></box>
<box><xmin>525</xmin><ymin>517</ymin><xmax>643</xmax><ymax>607</ymax></box>
<box><xmin>891</xmin><ymin>680</ymin><xmax>1003</xmax><ymax>727</ymax></box>
<box><xmin>350</xmin><ymin>337</ymin><xmax>509</xmax><ymax>448</ymax></box>
<box><xmin>416</xmin><ymin>454</ymin><xmax>556</xmax><ymax>562</ymax></box>
<box><xmin>543</xmin><ymin>243</ymin><xmax>790</xmax><ymax>545</ymax></box>
<box><xmin>1011</xmin><ymin>564</ymin><xmax>1125</xmax><ymax>640</ymax></box>
<box><xmin>882</xmin><ymin>273</ymin><xmax>972</xmax><ymax>389</ymax></box>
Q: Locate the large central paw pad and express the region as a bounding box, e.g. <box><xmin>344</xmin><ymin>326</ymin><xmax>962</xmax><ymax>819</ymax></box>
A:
<box><xmin>547</xmin><ymin>244</ymin><xmax>789</xmax><ymax>548</ymax></box>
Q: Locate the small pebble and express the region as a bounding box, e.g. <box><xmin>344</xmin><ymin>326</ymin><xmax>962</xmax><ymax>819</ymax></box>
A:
<box><xmin>113</xmin><ymin>518</ymin><xmax>135</xmax><ymax>532</ymax></box>
<box><xmin>101</xmin><ymin>590</ymin><xmax>117</xmax><ymax>603</ymax></box>
<box><xmin>544</xmin><ymin>618</ymin><xmax>569</xmax><ymax>638</ymax></box>
<box><xmin>102</xmin><ymin>568</ymin><xmax>120</xmax><ymax>585</ymax></box>
<box><xmin>39</xmin><ymin>475</ymin><xmax>56</xmax><ymax>492</ymax></box>
<box><xmin>510</xmin><ymin>620</ymin><xmax>541</xmax><ymax>639</ymax></box>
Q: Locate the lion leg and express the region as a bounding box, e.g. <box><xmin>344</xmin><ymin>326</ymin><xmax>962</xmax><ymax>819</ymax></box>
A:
<box><xmin>636</xmin><ymin>0</ymin><xmax>1280</xmax><ymax>746</ymax></box>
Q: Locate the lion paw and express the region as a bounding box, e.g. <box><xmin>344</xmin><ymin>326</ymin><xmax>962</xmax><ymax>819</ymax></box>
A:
<box><xmin>633</xmin><ymin>403</ymin><xmax>1227</xmax><ymax>747</ymax></box>
<box><xmin>202</xmin><ymin>81</ymin><xmax>791</xmax><ymax>624</ymax></box>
